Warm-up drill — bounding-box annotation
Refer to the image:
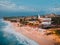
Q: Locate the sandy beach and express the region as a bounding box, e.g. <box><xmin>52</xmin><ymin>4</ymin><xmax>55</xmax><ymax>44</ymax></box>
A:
<box><xmin>9</xmin><ymin>22</ymin><xmax>55</xmax><ymax>45</ymax></box>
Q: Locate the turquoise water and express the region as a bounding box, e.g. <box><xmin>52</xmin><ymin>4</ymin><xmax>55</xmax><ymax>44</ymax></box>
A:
<box><xmin>0</xmin><ymin>19</ymin><xmax>39</xmax><ymax>45</ymax></box>
<box><xmin>0</xmin><ymin>12</ymin><xmax>38</xmax><ymax>18</ymax></box>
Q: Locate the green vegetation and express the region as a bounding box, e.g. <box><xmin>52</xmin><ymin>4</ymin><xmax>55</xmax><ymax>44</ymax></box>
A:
<box><xmin>52</xmin><ymin>17</ymin><xmax>60</xmax><ymax>25</ymax></box>
<box><xmin>54</xmin><ymin>30</ymin><xmax>60</xmax><ymax>36</ymax></box>
<box><xmin>46</xmin><ymin>30</ymin><xmax>60</xmax><ymax>36</ymax></box>
<box><xmin>22</xmin><ymin>21</ymin><xmax>28</xmax><ymax>25</ymax></box>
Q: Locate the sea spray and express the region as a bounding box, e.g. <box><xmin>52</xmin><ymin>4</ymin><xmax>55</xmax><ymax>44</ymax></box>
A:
<box><xmin>0</xmin><ymin>19</ymin><xmax>39</xmax><ymax>45</ymax></box>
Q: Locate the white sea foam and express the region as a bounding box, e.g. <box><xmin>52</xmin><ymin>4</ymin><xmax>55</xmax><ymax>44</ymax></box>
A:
<box><xmin>2</xmin><ymin>20</ymin><xmax>39</xmax><ymax>45</ymax></box>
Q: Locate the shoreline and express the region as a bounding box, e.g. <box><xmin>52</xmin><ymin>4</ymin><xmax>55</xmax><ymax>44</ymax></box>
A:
<box><xmin>4</xmin><ymin>21</ymin><xmax>39</xmax><ymax>45</ymax></box>
<box><xmin>9</xmin><ymin>22</ymin><xmax>55</xmax><ymax>45</ymax></box>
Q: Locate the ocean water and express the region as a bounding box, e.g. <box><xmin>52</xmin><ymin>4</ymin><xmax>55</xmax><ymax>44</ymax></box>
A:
<box><xmin>0</xmin><ymin>19</ymin><xmax>39</xmax><ymax>45</ymax></box>
<box><xmin>0</xmin><ymin>12</ymin><xmax>38</xmax><ymax>18</ymax></box>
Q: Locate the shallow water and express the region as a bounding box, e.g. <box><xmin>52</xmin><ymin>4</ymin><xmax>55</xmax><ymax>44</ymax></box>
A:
<box><xmin>0</xmin><ymin>19</ymin><xmax>39</xmax><ymax>45</ymax></box>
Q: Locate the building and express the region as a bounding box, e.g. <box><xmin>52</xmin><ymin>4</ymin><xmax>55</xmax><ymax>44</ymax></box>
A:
<box><xmin>38</xmin><ymin>14</ymin><xmax>51</xmax><ymax>28</ymax></box>
<box><xmin>41</xmin><ymin>18</ymin><xmax>51</xmax><ymax>28</ymax></box>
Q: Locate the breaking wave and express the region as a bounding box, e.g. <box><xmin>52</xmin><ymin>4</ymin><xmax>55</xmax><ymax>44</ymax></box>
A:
<box><xmin>0</xmin><ymin>19</ymin><xmax>39</xmax><ymax>45</ymax></box>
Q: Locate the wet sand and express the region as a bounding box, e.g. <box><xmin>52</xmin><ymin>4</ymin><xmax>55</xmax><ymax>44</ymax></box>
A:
<box><xmin>10</xmin><ymin>22</ymin><xmax>55</xmax><ymax>45</ymax></box>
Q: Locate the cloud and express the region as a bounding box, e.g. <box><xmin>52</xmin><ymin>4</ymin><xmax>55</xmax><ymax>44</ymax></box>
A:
<box><xmin>0</xmin><ymin>0</ymin><xmax>37</xmax><ymax>12</ymax></box>
<box><xmin>0</xmin><ymin>1</ymin><xmax>16</xmax><ymax>11</ymax></box>
<box><xmin>48</xmin><ymin>8</ymin><xmax>60</xmax><ymax>13</ymax></box>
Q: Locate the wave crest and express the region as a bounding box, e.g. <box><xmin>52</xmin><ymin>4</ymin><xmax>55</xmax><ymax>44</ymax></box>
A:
<box><xmin>0</xmin><ymin>19</ymin><xmax>39</xmax><ymax>45</ymax></box>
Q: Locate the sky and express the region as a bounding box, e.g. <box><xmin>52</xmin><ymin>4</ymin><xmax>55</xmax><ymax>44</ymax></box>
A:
<box><xmin>0</xmin><ymin>0</ymin><xmax>60</xmax><ymax>16</ymax></box>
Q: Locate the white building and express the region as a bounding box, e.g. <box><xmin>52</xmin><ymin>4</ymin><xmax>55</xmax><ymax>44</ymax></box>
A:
<box><xmin>38</xmin><ymin>14</ymin><xmax>51</xmax><ymax>28</ymax></box>
<box><xmin>41</xmin><ymin>18</ymin><xmax>51</xmax><ymax>25</ymax></box>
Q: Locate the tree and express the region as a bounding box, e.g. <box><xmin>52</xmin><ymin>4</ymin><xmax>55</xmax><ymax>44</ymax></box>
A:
<box><xmin>51</xmin><ymin>17</ymin><xmax>60</xmax><ymax>27</ymax></box>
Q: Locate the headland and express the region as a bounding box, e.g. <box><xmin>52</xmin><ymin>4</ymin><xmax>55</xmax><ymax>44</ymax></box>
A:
<box><xmin>3</xmin><ymin>14</ymin><xmax>60</xmax><ymax>45</ymax></box>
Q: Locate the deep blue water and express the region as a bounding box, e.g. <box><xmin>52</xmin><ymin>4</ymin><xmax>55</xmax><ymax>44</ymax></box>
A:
<box><xmin>0</xmin><ymin>19</ymin><xmax>39</xmax><ymax>45</ymax></box>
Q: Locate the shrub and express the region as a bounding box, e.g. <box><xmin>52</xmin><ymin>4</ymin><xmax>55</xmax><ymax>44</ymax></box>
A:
<box><xmin>54</xmin><ymin>30</ymin><xmax>60</xmax><ymax>36</ymax></box>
